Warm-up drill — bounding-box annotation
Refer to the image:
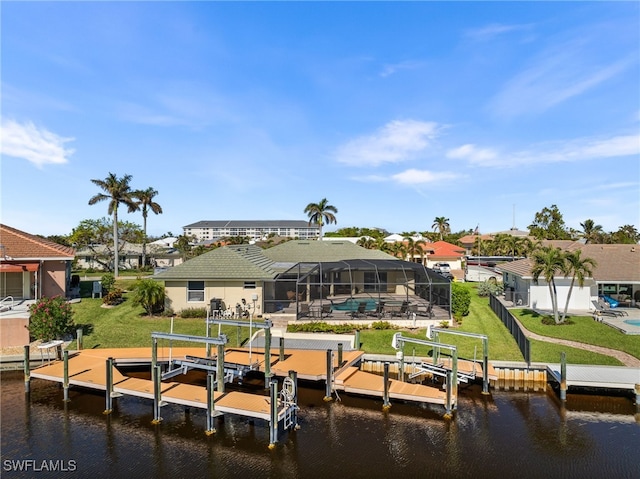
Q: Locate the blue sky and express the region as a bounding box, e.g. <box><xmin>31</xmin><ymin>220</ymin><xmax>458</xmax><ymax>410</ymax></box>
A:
<box><xmin>2</xmin><ymin>1</ymin><xmax>639</xmax><ymax>238</ymax></box>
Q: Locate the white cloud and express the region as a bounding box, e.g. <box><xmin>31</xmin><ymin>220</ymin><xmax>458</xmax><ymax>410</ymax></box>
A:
<box><xmin>465</xmin><ymin>23</ymin><xmax>533</xmax><ymax>41</ymax></box>
<box><xmin>491</xmin><ymin>42</ymin><xmax>635</xmax><ymax>117</ymax></box>
<box><xmin>0</xmin><ymin>119</ymin><xmax>74</xmax><ymax>167</ymax></box>
<box><xmin>379</xmin><ymin>60</ymin><xmax>424</xmax><ymax>78</ymax></box>
<box><xmin>334</xmin><ymin>120</ymin><xmax>441</xmax><ymax>167</ymax></box>
<box><xmin>391</xmin><ymin>169</ymin><xmax>460</xmax><ymax>185</ymax></box>
<box><xmin>447</xmin><ymin>134</ymin><xmax>640</xmax><ymax>168</ymax></box>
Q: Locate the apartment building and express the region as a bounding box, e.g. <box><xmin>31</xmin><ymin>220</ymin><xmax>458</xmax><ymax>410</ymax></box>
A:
<box><xmin>183</xmin><ymin>220</ymin><xmax>320</xmax><ymax>241</ymax></box>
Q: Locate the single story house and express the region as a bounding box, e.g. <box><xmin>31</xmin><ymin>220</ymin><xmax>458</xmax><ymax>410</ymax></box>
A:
<box><xmin>75</xmin><ymin>241</ymin><xmax>183</xmax><ymax>271</ymax></box>
<box><xmin>497</xmin><ymin>243</ymin><xmax>640</xmax><ymax>312</ymax></box>
<box><xmin>0</xmin><ymin>224</ymin><xmax>76</xmax><ymax>348</ymax></box>
<box><xmin>153</xmin><ymin>240</ymin><xmax>451</xmax><ymax>321</ymax></box>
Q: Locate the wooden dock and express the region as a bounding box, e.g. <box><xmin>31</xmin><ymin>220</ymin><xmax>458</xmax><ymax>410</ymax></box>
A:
<box><xmin>546</xmin><ymin>364</ymin><xmax>640</xmax><ymax>393</ymax></box>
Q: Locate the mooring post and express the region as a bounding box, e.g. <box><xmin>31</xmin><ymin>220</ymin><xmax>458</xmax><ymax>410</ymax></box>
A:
<box><xmin>23</xmin><ymin>345</ymin><xmax>30</xmax><ymax>393</ymax></box>
<box><xmin>324</xmin><ymin>349</ymin><xmax>333</xmax><ymax>402</ymax></box>
<box><xmin>63</xmin><ymin>350</ymin><xmax>70</xmax><ymax>402</ymax></box>
<box><xmin>216</xmin><ymin>344</ymin><xmax>225</xmax><ymax>393</ymax></box>
<box><xmin>264</xmin><ymin>321</ymin><xmax>272</xmax><ymax>388</ymax></box>
<box><xmin>268</xmin><ymin>378</ymin><xmax>278</xmax><ymax>449</ymax></box>
<box><xmin>206</xmin><ymin>372</ymin><xmax>216</xmax><ymax>435</ymax></box>
<box><xmin>76</xmin><ymin>328</ymin><xmax>83</xmax><ymax>350</ymax></box>
<box><xmin>560</xmin><ymin>352</ymin><xmax>567</xmax><ymax>401</ymax></box>
<box><xmin>289</xmin><ymin>370</ymin><xmax>299</xmax><ymax>429</ymax></box>
<box><xmin>338</xmin><ymin>342</ymin><xmax>343</xmax><ymax>367</ymax></box>
<box><xmin>104</xmin><ymin>357</ymin><xmax>114</xmax><ymax>414</ymax></box>
<box><xmin>444</xmin><ymin>370</ymin><xmax>453</xmax><ymax>419</ymax></box>
<box><xmin>152</xmin><ymin>364</ymin><xmax>162</xmax><ymax>424</ymax></box>
<box><xmin>382</xmin><ymin>362</ymin><xmax>391</xmax><ymax>411</ymax></box>
<box><xmin>354</xmin><ymin>330</ymin><xmax>360</xmax><ymax>350</ymax></box>
<box><xmin>482</xmin><ymin>337</ymin><xmax>490</xmax><ymax>395</ymax></box>
<box><xmin>279</xmin><ymin>337</ymin><xmax>285</xmax><ymax>361</ymax></box>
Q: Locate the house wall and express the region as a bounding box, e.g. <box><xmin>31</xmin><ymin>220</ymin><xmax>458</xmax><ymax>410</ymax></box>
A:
<box><xmin>41</xmin><ymin>261</ymin><xmax>68</xmax><ymax>298</ymax></box>
<box><xmin>426</xmin><ymin>258</ymin><xmax>463</xmax><ymax>270</ymax></box>
<box><xmin>0</xmin><ymin>318</ymin><xmax>30</xmax><ymax>348</ymax></box>
<box><xmin>529</xmin><ymin>278</ymin><xmax>596</xmax><ymax>312</ymax></box>
<box><xmin>164</xmin><ymin>280</ymin><xmax>265</xmax><ymax>315</ymax></box>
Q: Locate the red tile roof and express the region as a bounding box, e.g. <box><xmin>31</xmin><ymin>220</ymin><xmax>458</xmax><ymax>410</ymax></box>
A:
<box><xmin>428</xmin><ymin>241</ymin><xmax>465</xmax><ymax>259</ymax></box>
<box><xmin>0</xmin><ymin>224</ymin><xmax>75</xmax><ymax>259</ymax></box>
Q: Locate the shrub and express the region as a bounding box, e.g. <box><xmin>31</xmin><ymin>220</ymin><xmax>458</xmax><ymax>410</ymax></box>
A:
<box><xmin>371</xmin><ymin>320</ymin><xmax>394</xmax><ymax>330</ymax></box>
<box><xmin>451</xmin><ymin>283</ymin><xmax>471</xmax><ymax>320</ymax></box>
<box><xmin>179</xmin><ymin>307</ymin><xmax>207</xmax><ymax>318</ymax></box>
<box><xmin>131</xmin><ymin>279</ymin><xmax>165</xmax><ymax>315</ymax></box>
<box><xmin>101</xmin><ymin>273</ymin><xmax>115</xmax><ymax>293</ymax></box>
<box><xmin>287</xmin><ymin>322</ymin><xmax>364</xmax><ymax>334</ymax></box>
<box><xmin>103</xmin><ymin>289</ymin><xmax>124</xmax><ymax>306</ymax></box>
<box><xmin>28</xmin><ymin>296</ymin><xmax>75</xmax><ymax>342</ymax></box>
<box><xmin>477</xmin><ymin>280</ymin><xmax>504</xmax><ymax>297</ymax></box>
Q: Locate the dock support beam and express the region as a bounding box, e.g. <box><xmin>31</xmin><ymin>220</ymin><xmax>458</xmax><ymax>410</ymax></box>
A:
<box><xmin>268</xmin><ymin>378</ymin><xmax>278</xmax><ymax>449</ymax></box>
<box><xmin>264</xmin><ymin>322</ymin><xmax>272</xmax><ymax>388</ymax></box>
<box><xmin>560</xmin><ymin>352</ymin><xmax>567</xmax><ymax>402</ymax></box>
<box><xmin>206</xmin><ymin>372</ymin><xmax>216</xmax><ymax>435</ymax></box>
<box><xmin>216</xmin><ymin>344</ymin><xmax>225</xmax><ymax>393</ymax></box>
<box><xmin>63</xmin><ymin>350</ymin><xmax>70</xmax><ymax>402</ymax></box>
<box><xmin>152</xmin><ymin>365</ymin><xmax>162</xmax><ymax>424</ymax></box>
<box><xmin>104</xmin><ymin>357</ymin><xmax>114</xmax><ymax>414</ymax></box>
<box><xmin>382</xmin><ymin>362</ymin><xmax>391</xmax><ymax>411</ymax></box>
<box><xmin>76</xmin><ymin>328</ymin><xmax>83</xmax><ymax>350</ymax></box>
<box><xmin>324</xmin><ymin>349</ymin><xmax>333</xmax><ymax>402</ymax></box>
<box><xmin>23</xmin><ymin>345</ymin><xmax>30</xmax><ymax>393</ymax></box>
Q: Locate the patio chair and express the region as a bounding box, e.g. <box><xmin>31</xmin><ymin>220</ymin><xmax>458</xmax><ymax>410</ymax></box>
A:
<box><xmin>321</xmin><ymin>303</ymin><xmax>332</xmax><ymax>318</ymax></box>
<box><xmin>591</xmin><ymin>300</ymin><xmax>622</xmax><ymax>317</ymax></box>
<box><xmin>350</xmin><ymin>302</ymin><xmax>367</xmax><ymax>319</ymax></box>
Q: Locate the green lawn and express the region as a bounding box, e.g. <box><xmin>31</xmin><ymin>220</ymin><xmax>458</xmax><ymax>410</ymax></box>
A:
<box><xmin>66</xmin><ymin>285</ymin><xmax>637</xmax><ymax>366</ymax></box>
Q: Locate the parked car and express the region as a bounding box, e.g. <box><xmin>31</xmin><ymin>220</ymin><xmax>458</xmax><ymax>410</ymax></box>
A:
<box><xmin>433</xmin><ymin>263</ymin><xmax>451</xmax><ymax>273</ymax></box>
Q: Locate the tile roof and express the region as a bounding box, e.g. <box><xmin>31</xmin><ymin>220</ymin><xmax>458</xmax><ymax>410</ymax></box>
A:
<box><xmin>497</xmin><ymin>243</ymin><xmax>640</xmax><ymax>282</ymax></box>
<box><xmin>262</xmin><ymin>240</ymin><xmax>397</xmax><ymax>263</ymax></box>
<box><xmin>428</xmin><ymin>241</ymin><xmax>466</xmax><ymax>258</ymax></box>
<box><xmin>153</xmin><ymin>245</ymin><xmax>278</xmax><ymax>280</ymax></box>
<box><xmin>0</xmin><ymin>224</ymin><xmax>75</xmax><ymax>259</ymax></box>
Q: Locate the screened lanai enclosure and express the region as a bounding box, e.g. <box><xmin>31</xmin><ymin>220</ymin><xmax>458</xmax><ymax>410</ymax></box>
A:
<box><xmin>263</xmin><ymin>259</ymin><xmax>452</xmax><ymax>321</ymax></box>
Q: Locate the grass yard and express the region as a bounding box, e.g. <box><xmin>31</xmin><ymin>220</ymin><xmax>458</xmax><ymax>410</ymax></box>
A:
<box><xmin>65</xmin><ymin>284</ymin><xmax>637</xmax><ymax>366</ymax></box>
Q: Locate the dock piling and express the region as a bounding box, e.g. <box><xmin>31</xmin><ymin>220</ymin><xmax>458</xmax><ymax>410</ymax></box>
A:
<box><xmin>216</xmin><ymin>344</ymin><xmax>225</xmax><ymax>393</ymax></box>
<box><xmin>264</xmin><ymin>321</ymin><xmax>272</xmax><ymax>388</ymax></box>
<box><xmin>560</xmin><ymin>352</ymin><xmax>567</xmax><ymax>402</ymax></box>
<box><xmin>152</xmin><ymin>364</ymin><xmax>162</xmax><ymax>424</ymax></box>
<box><xmin>268</xmin><ymin>378</ymin><xmax>278</xmax><ymax>449</ymax></box>
<box><xmin>76</xmin><ymin>328</ymin><xmax>83</xmax><ymax>350</ymax></box>
<box><xmin>279</xmin><ymin>337</ymin><xmax>285</xmax><ymax>361</ymax></box>
<box><xmin>289</xmin><ymin>370</ymin><xmax>299</xmax><ymax>429</ymax></box>
<box><xmin>444</xmin><ymin>370</ymin><xmax>453</xmax><ymax>419</ymax></box>
<box><xmin>104</xmin><ymin>357</ymin><xmax>114</xmax><ymax>414</ymax></box>
<box><xmin>63</xmin><ymin>350</ymin><xmax>70</xmax><ymax>402</ymax></box>
<box><xmin>324</xmin><ymin>349</ymin><xmax>333</xmax><ymax>402</ymax></box>
<box><xmin>338</xmin><ymin>343</ymin><xmax>343</xmax><ymax>367</ymax></box>
<box><xmin>382</xmin><ymin>362</ymin><xmax>391</xmax><ymax>411</ymax></box>
<box><xmin>206</xmin><ymin>373</ymin><xmax>216</xmax><ymax>435</ymax></box>
<box><xmin>23</xmin><ymin>345</ymin><xmax>30</xmax><ymax>393</ymax></box>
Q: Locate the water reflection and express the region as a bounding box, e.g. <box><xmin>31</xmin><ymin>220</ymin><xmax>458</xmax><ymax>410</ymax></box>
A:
<box><xmin>1</xmin><ymin>371</ymin><xmax>638</xmax><ymax>479</ymax></box>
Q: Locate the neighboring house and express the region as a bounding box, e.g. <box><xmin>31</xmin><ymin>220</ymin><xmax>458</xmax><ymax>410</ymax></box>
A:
<box><xmin>459</xmin><ymin>228</ymin><xmax>530</xmax><ymax>255</ymax></box>
<box><xmin>183</xmin><ymin>220</ymin><xmax>320</xmax><ymax>242</ymax></box>
<box><xmin>75</xmin><ymin>241</ymin><xmax>183</xmax><ymax>271</ymax></box>
<box><xmin>153</xmin><ymin>240</ymin><xmax>450</xmax><ymax>318</ymax></box>
<box><xmin>0</xmin><ymin>224</ymin><xmax>76</xmax><ymax>348</ymax></box>
<box><xmin>423</xmin><ymin>241</ymin><xmax>466</xmax><ymax>272</ymax></box>
<box><xmin>497</xmin><ymin>243</ymin><xmax>640</xmax><ymax>311</ymax></box>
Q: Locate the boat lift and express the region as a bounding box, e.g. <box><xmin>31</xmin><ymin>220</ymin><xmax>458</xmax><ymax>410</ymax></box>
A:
<box><xmin>392</xmin><ymin>333</ymin><xmax>459</xmax><ymax>415</ymax></box>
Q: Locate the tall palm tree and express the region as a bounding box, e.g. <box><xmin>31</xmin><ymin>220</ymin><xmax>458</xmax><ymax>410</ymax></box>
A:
<box><xmin>133</xmin><ymin>187</ymin><xmax>163</xmax><ymax>269</ymax></box>
<box><xmin>580</xmin><ymin>219</ymin><xmax>603</xmax><ymax>244</ymax></box>
<box><xmin>403</xmin><ymin>236</ymin><xmax>427</xmax><ymax>264</ymax></box>
<box><xmin>88</xmin><ymin>173</ymin><xmax>137</xmax><ymax>278</ymax></box>
<box><xmin>531</xmin><ymin>246</ymin><xmax>566</xmax><ymax>324</ymax></box>
<box><xmin>432</xmin><ymin>217</ymin><xmax>450</xmax><ymax>241</ymax></box>
<box><xmin>561</xmin><ymin>250</ymin><xmax>597</xmax><ymax>322</ymax></box>
<box><xmin>304</xmin><ymin>198</ymin><xmax>338</xmax><ymax>240</ymax></box>
<box><xmin>383</xmin><ymin>241</ymin><xmax>407</xmax><ymax>259</ymax></box>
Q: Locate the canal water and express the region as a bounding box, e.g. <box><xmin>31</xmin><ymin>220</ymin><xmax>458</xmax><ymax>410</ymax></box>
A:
<box><xmin>1</xmin><ymin>371</ymin><xmax>639</xmax><ymax>479</ymax></box>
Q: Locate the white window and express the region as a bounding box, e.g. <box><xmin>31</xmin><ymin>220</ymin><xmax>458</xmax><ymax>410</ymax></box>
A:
<box><xmin>188</xmin><ymin>281</ymin><xmax>205</xmax><ymax>302</ymax></box>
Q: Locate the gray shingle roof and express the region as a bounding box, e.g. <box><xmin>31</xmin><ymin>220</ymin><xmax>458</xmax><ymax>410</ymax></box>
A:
<box><xmin>153</xmin><ymin>245</ymin><xmax>277</xmax><ymax>280</ymax></box>
<box><xmin>263</xmin><ymin>240</ymin><xmax>397</xmax><ymax>263</ymax></box>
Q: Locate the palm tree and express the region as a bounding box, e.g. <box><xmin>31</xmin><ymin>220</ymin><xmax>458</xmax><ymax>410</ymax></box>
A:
<box><xmin>403</xmin><ymin>236</ymin><xmax>427</xmax><ymax>263</ymax></box>
<box><xmin>561</xmin><ymin>250</ymin><xmax>597</xmax><ymax>322</ymax></box>
<box><xmin>432</xmin><ymin>217</ymin><xmax>450</xmax><ymax>241</ymax></box>
<box><xmin>530</xmin><ymin>246</ymin><xmax>566</xmax><ymax>324</ymax></box>
<box><xmin>383</xmin><ymin>241</ymin><xmax>407</xmax><ymax>259</ymax></box>
<box><xmin>88</xmin><ymin>173</ymin><xmax>138</xmax><ymax>278</ymax></box>
<box><xmin>133</xmin><ymin>187</ymin><xmax>163</xmax><ymax>269</ymax></box>
<box><xmin>580</xmin><ymin>219</ymin><xmax>603</xmax><ymax>244</ymax></box>
<box><xmin>304</xmin><ymin>198</ymin><xmax>338</xmax><ymax>240</ymax></box>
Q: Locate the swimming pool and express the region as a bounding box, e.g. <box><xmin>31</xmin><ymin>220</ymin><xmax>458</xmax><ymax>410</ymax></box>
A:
<box><xmin>331</xmin><ymin>298</ymin><xmax>377</xmax><ymax>311</ymax></box>
<box><xmin>623</xmin><ymin>319</ymin><xmax>640</xmax><ymax>327</ymax></box>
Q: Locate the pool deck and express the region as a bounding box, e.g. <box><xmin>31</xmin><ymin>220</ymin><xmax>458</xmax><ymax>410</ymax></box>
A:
<box><xmin>598</xmin><ymin>307</ymin><xmax>640</xmax><ymax>335</ymax></box>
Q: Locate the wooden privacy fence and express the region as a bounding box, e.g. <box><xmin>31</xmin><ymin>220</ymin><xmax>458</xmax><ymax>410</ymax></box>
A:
<box><xmin>490</xmin><ymin>294</ymin><xmax>530</xmax><ymax>364</ymax></box>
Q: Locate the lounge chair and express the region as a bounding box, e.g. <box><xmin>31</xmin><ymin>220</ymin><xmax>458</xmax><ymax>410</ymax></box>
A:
<box><xmin>591</xmin><ymin>300</ymin><xmax>624</xmax><ymax>317</ymax></box>
<box><xmin>350</xmin><ymin>302</ymin><xmax>367</xmax><ymax>319</ymax></box>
